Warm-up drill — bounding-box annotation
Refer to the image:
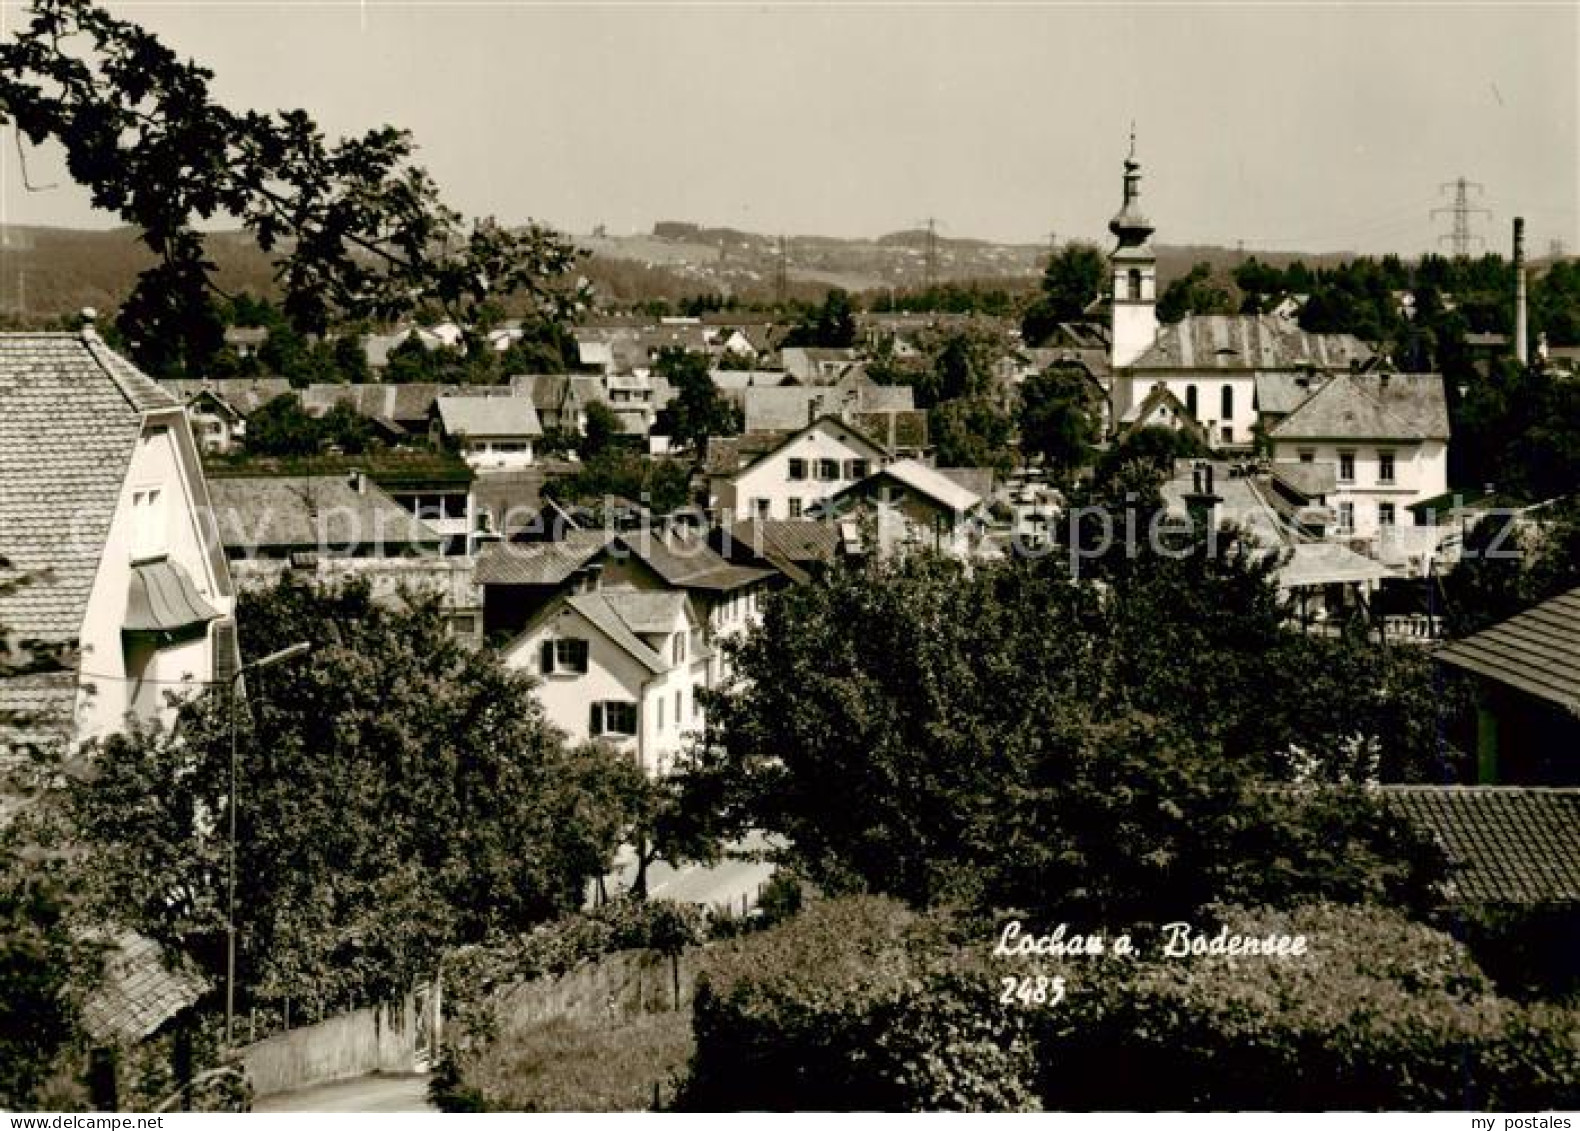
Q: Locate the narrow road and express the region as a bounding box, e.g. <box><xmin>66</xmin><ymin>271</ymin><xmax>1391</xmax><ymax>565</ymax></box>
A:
<box><xmin>253</xmin><ymin>1073</ymin><xmax>435</xmax><ymax>1113</ymax></box>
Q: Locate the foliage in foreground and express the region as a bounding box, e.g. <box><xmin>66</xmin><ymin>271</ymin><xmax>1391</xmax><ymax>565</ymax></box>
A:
<box><xmin>432</xmin><ymin>1011</ymin><xmax>692</xmax><ymax>1113</ymax></box>
<box><xmin>44</xmin><ymin>577</ymin><xmax>635</xmax><ymax>1014</ymax></box>
<box><xmin>678</xmin><ymin>897</ymin><xmax>1580</xmax><ymax>1112</ymax></box>
<box><xmin>680</xmin><ymin>545</ymin><xmax>1454</xmax><ymax>919</ymax></box>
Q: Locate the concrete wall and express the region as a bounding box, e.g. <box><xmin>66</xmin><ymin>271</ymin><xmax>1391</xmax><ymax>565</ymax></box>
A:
<box><xmin>242</xmin><ymin>995</ymin><xmax>418</xmax><ymax>1097</ymax></box>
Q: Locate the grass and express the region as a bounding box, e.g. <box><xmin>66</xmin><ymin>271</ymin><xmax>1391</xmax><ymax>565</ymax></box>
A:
<box><xmin>460</xmin><ymin>1011</ymin><xmax>694</xmax><ymax>1112</ymax></box>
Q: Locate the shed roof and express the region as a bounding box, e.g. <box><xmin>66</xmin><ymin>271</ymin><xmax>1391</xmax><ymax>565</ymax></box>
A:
<box><xmin>1435</xmin><ymin>587</ymin><xmax>1580</xmax><ymax>714</ymax></box>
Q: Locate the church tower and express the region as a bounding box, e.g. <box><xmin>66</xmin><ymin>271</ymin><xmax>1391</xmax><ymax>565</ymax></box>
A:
<box><xmin>1108</xmin><ymin>129</ymin><xmax>1158</xmax><ymax>369</ymax></box>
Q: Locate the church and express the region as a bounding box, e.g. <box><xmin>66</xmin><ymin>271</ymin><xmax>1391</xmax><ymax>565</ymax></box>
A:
<box><xmin>1102</xmin><ymin>137</ymin><xmax>1374</xmax><ymax>451</ymax></box>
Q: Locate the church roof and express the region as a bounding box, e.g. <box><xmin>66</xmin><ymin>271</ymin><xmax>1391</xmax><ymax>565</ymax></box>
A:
<box><xmin>1129</xmin><ymin>315</ymin><xmax>1374</xmax><ymax>372</ymax></box>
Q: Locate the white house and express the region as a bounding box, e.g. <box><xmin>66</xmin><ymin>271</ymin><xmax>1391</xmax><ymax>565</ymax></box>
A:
<box><xmin>502</xmin><ymin>587</ymin><xmax>709</xmax><ymax>775</ymax></box>
<box><xmin>706</xmin><ymin>415</ymin><xmax>890</xmax><ymax>522</ymax></box>
<box><xmin>0</xmin><ymin>327</ymin><xmax>238</xmax><ymax>753</ymax></box>
<box><xmin>435</xmin><ymin>394</ymin><xmax>542</xmax><ymax>471</ymax></box>
<box><xmin>1267</xmin><ymin>371</ymin><xmax>1450</xmax><ymax>543</ymax></box>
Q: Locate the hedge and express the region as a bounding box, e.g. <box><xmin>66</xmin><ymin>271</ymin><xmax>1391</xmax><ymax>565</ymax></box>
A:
<box><xmin>676</xmin><ymin>898</ymin><xmax>1580</xmax><ymax>1112</ymax></box>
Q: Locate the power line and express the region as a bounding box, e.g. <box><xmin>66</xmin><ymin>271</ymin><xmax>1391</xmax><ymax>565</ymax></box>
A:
<box><xmin>1432</xmin><ymin>177</ymin><xmax>1490</xmax><ymax>256</ymax></box>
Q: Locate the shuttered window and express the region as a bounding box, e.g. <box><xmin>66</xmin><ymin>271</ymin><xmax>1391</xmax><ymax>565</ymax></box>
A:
<box><xmin>212</xmin><ymin>618</ymin><xmax>239</xmax><ymax>690</ymax></box>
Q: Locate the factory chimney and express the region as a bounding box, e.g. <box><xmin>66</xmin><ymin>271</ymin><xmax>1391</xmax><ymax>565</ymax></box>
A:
<box><xmin>1514</xmin><ymin>217</ymin><xmax>1528</xmax><ymax>366</ymax></box>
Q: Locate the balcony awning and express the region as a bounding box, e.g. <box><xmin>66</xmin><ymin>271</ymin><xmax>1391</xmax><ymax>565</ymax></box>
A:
<box><xmin>124</xmin><ymin>560</ymin><xmax>221</xmax><ymax>633</ymax></box>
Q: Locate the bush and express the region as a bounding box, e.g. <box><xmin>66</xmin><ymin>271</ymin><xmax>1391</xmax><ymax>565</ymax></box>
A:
<box><xmin>675</xmin><ymin>899</ymin><xmax>1580</xmax><ymax>1112</ymax></box>
<box><xmin>434</xmin><ymin>1012</ymin><xmax>693</xmax><ymax>1112</ymax></box>
<box><xmin>678</xmin><ymin>897</ymin><xmax>1040</xmax><ymax>1111</ymax></box>
<box><xmin>1038</xmin><ymin>904</ymin><xmax>1580</xmax><ymax>1111</ymax></box>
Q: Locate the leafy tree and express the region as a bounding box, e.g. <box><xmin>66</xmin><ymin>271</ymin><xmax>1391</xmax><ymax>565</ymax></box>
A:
<box><xmin>1021</xmin><ymin>242</ymin><xmax>1104</xmax><ymax>346</ymax></box>
<box><xmin>578</xmin><ymin>401</ymin><xmax>622</xmax><ymax>461</ymax></box>
<box><xmin>0</xmin><ymin>0</ymin><xmax>585</xmax><ymax>375</ymax></box>
<box><xmin>678</xmin><ymin>544</ymin><xmax>1448</xmax><ymax>917</ymax></box>
<box><xmin>1156</xmin><ymin>261</ymin><xmax>1235</xmax><ymax>324</ymax></box>
<box><xmin>1017</xmin><ymin>364</ymin><xmax>1103</xmax><ymax>476</ymax></box>
<box><xmin>244</xmin><ymin>393</ymin><xmax>322</xmax><ymax>457</ymax></box>
<box><xmin>929</xmin><ymin>397</ymin><xmax>1015</xmax><ymax>474</ymax></box>
<box><xmin>783</xmin><ymin>288</ymin><xmax>857</xmax><ymax>349</ymax></box>
<box><xmin>59</xmin><ymin>578</ymin><xmax>629</xmax><ymax>1008</ymax></box>
<box><xmin>547</xmin><ymin>451</ymin><xmax>692</xmax><ymax>515</ymax></box>
<box><xmin>319</xmin><ymin>400</ymin><xmax>375</xmax><ymax>455</ymax></box>
<box><xmin>653</xmin><ymin>348</ymin><xmax>740</xmax><ymax>454</ymax></box>
<box><xmin>1092</xmin><ymin>423</ymin><xmax>1206</xmax><ymax>488</ymax></box>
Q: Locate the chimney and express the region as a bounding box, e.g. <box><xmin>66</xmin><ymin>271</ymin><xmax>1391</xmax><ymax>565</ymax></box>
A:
<box><xmin>347</xmin><ymin>468</ymin><xmax>366</xmax><ymax>494</ymax></box>
<box><xmin>1514</xmin><ymin>217</ymin><xmax>1528</xmax><ymax>366</ymax></box>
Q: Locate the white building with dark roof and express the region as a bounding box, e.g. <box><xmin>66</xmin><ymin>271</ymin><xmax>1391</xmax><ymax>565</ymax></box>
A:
<box><xmin>1266</xmin><ymin>370</ymin><xmax>1449</xmax><ymax>542</ymax></box>
<box><xmin>1</xmin><ymin>328</ymin><xmax>237</xmax><ymax>751</ymax></box>
<box><xmin>435</xmin><ymin>394</ymin><xmax>543</xmax><ymax>471</ymax></box>
<box><xmin>501</xmin><ymin>586</ymin><xmax>709</xmax><ymax>775</ymax></box>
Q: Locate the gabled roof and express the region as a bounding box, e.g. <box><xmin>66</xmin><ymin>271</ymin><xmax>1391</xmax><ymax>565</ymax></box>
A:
<box><xmin>842</xmin><ymin>458</ymin><xmax>986</xmax><ymax>514</ymax></box>
<box><xmin>207</xmin><ymin>476</ymin><xmax>442</xmax><ymax>552</ymax></box>
<box><xmin>709</xmin><ymin>415</ymin><xmax>892</xmax><ymax>480</ymax></box>
<box><xmin>599</xmin><ymin>589</ymin><xmax>689</xmax><ymax>634</ymax></box>
<box><xmin>1436</xmin><ymin>587</ymin><xmax>1580</xmax><ymax>714</ymax></box>
<box><xmin>1118</xmin><ymin>383</ymin><xmax>1209</xmax><ymax>446</ymax></box>
<box><xmin>1381</xmin><ymin>786</ymin><xmax>1580</xmax><ymax>906</ymax></box>
<box><xmin>631</xmin><ymin>529</ymin><xmax>776</xmax><ymax>592</ymax></box>
<box><xmin>723</xmin><ymin>519</ymin><xmax>841</xmax><ymax>580</ymax></box>
<box><xmin>1270</xmin><ymin>371</ymin><xmax>1449</xmax><ymax>443</ymax></box>
<box><xmin>0</xmin><ymin>331</ymin><xmax>178</xmax><ymax>646</ymax></box>
<box><xmin>80</xmin><ymin>930</ymin><xmax>209</xmax><ymax>1044</ymax></box>
<box><xmin>742</xmin><ymin>382</ymin><xmax>914</xmax><ymax>434</ymax></box>
<box><xmin>1130</xmin><ymin>314</ymin><xmax>1373</xmax><ymax>371</ymax></box>
<box><xmin>510</xmin><ymin>373</ymin><xmax>573</xmax><ymax>413</ymax></box>
<box><xmin>475</xmin><ymin>529</ymin><xmax>613</xmax><ymax>586</ymax></box>
<box><xmin>436</xmin><ymin>395</ymin><xmax>543</xmax><ymax>438</ymax></box>
<box><xmin>934</xmin><ymin>467</ymin><xmax>997</xmax><ymax>501</ymax></box>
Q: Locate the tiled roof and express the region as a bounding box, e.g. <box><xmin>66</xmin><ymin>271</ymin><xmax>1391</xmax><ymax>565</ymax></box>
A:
<box><xmin>1255</xmin><ymin>371</ymin><xmax>1323</xmax><ymax>416</ymax></box>
<box><xmin>599</xmin><ymin>589</ymin><xmax>688</xmax><ymax>634</ymax></box>
<box><xmin>509</xmin><ymin>373</ymin><xmax>573</xmax><ymax>413</ymax></box>
<box><xmin>1130</xmin><ymin>315</ymin><xmax>1374</xmax><ymax>371</ymax></box>
<box><xmin>562</xmin><ymin>592</ymin><xmax>667</xmax><ymax>674</ymax></box>
<box><xmin>0</xmin><ymin>332</ymin><xmax>168</xmax><ymax>647</ymax></box>
<box><xmin>1268</xmin><ymin>460</ymin><xmax>1337</xmax><ymax>499</ymax></box>
<box><xmin>703</xmin><ymin>432</ymin><xmax>784</xmax><ymax>477</ymax></box>
<box><xmin>1381</xmin><ymin>786</ymin><xmax>1580</xmax><ymax>906</ymax></box>
<box><xmin>935</xmin><ymin>468</ymin><xmax>997</xmax><ymax>501</ymax></box>
<box><xmin>159</xmin><ymin>377</ymin><xmax>294</xmax><ymax>416</ymax></box>
<box><xmin>873</xmin><ymin>459</ymin><xmax>986</xmax><ymax>512</ymax></box>
<box><xmin>0</xmin><ymin>670</ymin><xmax>77</xmax><ymax>750</ymax></box>
<box><xmin>80</xmin><ymin>930</ymin><xmax>209</xmax><ymax>1044</ymax></box>
<box><xmin>207</xmin><ymin>476</ymin><xmax>441</xmax><ymax>552</ymax></box>
<box><xmin>1435</xmin><ymin>587</ymin><xmax>1580</xmax><ymax>713</ymax></box>
<box><xmin>436</xmin><ymin>395</ymin><xmax>543</xmax><ymax>438</ymax></box>
<box><xmin>727</xmin><ymin>519</ymin><xmax>840</xmax><ymax>564</ymax></box>
<box><xmin>474</xmin><ymin>531</ymin><xmax>612</xmax><ymax>586</ymax></box>
<box><xmin>742</xmin><ymin>384</ymin><xmax>914</xmax><ymax>433</ymax></box>
<box><xmin>632</xmin><ymin>529</ymin><xmax>774</xmax><ymax>591</ymax></box>
<box><xmin>1270</xmin><ymin>372</ymin><xmax>1449</xmax><ymax>442</ymax></box>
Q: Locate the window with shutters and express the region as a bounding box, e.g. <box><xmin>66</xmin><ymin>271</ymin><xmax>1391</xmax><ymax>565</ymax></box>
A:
<box><xmin>1338</xmin><ymin>451</ymin><xmax>1356</xmax><ymax>483</ymax></box>
<box><xmin>788</xmin><ymin>458</ymin><xmax>807</xmax><ymax>481</ymax></box>
<box><xmin>589</xmin><ymin>700</ymin><xmax>638</xmax><ymax>737</ymax></box>
<box><xmin>211</xmin><ymin>618</ymin><xmax>239</xmax><ymax>690</ymax></box>
<box><xmin>1377</xmin><ymin>451</ymin><xmax>1396</xmax><ymax>484</ymax></box>
<box><xmin>816</xmin><ymin>459</ymin><xmax>840</xmax><ymax>481</ymax></box>
<box><xmin>846</xmin><ymin>458</ymin><xmax>870</xmax><ymax>480</ymax></box>
<box><xmin>539</xmin><ymin>637</ymin><xmax>589</xmax><ymax>675</ymax></box>
<box><xmin>788</xmin><ymin>498</ymin><xmax>803</xmax><ymax>518</ymax></box>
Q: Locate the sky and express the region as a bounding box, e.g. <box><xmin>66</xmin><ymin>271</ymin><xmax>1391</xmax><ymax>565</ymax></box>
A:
<box><xmin>0</xmin><ymin>0</ymin><xmax>1576</xmax><ymax>256</ymax></box>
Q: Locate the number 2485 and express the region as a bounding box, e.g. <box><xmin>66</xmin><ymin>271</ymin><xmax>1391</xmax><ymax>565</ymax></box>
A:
<box><xmin>999</xmin><ymin>975</ymin><xmax>1066</xmax><ymax>1008</ymax></box>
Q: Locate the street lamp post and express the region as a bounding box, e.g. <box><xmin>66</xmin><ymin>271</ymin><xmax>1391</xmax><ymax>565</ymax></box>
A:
<box><xmin>225</xmin><ymin>641</ymin><xmax>311</xmax><ymax>1049</ymax></box>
